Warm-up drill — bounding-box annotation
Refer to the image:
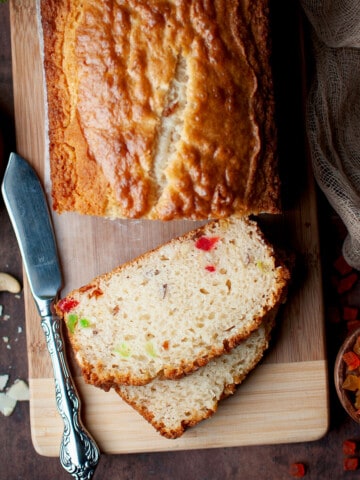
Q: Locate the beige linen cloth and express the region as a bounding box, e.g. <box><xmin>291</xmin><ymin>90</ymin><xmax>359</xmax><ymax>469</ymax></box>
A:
<box><xmin>300</xmin><ymin>0</ymin><xmax>360</xmax><ymax>270</ymax></box>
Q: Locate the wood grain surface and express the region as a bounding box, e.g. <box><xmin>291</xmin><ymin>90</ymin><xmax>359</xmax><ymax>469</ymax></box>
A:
<box><xmin>10</xmin><ymin>0</ymin><xmax>328</xmax><ymax>456</ymax></box>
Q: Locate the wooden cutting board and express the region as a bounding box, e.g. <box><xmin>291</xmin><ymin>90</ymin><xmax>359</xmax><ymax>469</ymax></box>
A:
<box><xmin>9</xmin><ymin>0</ymin><xmax>328</xmax><ymax>456</ymax></box>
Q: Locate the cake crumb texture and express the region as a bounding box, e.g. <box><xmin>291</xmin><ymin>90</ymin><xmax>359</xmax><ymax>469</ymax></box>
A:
<box><xmin>116</xmin><ymin>311</ymin><xmax>276</xmax><ymax>438</ymax></box>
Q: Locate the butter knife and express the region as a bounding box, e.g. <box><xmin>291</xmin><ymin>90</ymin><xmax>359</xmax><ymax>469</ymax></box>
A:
<box><xmin>1</xmin><ymin>152</ymin><xmax>100</xmax><ymax>479</ymax></box>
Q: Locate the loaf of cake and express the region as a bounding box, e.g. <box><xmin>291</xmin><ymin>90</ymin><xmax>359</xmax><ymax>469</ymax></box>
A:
<box><xmin>39</xmin><ymin>0</ymin><xmax>280</xmax><ymax>220</ymax></box>
<box><xmin>55</xmin><ymin>217</ymin><xmax>290</xmax><ymax>388</ymax></box>
<box><xmin>116</xmin><ymin>309</ymin><xmax>276</xmax><ymax>438</ymax></box>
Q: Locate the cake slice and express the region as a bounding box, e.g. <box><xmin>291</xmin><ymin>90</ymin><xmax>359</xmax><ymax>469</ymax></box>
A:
<box><xmin>56</xmin><ymin>217</ymin><xmax>290</xmax><ymax>388</ymax></box>
<box><xmin>116</xmin><ymin>309</ymin><xmax>277</xmax><ymax>439</ymax></box>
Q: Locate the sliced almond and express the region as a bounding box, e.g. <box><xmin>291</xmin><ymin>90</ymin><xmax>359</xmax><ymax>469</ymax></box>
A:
<box><xmin>0</xmin><ymin>374</ymin><xmax>9</xmax><ymax>391</ymax></box>
<box><xmin>0</xmin><ymin>392</ymin><xmax>17</xmax><ymax>416</ymax></box>
<box><xmin>7</xmin><ymin>379</ymin><xmax>29</xmax><ymax>401</ymax></box>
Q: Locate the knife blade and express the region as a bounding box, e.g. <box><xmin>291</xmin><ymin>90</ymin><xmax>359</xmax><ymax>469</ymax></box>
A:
<box><xmin>1</xmin><ymin>152</ymin><xmax>100</xmax><ymax>479</ymax></box>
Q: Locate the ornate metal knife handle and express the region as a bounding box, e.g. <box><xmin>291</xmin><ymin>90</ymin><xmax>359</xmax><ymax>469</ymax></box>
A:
<box><xmin>41</xmin><ymin>314</ymin><xmax>100</xmax><ymax>479</ymax></box>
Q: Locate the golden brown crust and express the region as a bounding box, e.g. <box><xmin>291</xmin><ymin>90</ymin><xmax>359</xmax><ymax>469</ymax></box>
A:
<box><xmin>40</xmin><ymin>0</ymin><xmax>280</xmax><ymax>219</ymax></box>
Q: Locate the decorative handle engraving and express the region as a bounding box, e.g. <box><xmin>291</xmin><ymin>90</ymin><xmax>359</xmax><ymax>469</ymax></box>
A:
<box><xmin>41</xmin><ymin>315</ymin><xmax>100</xmax><ymax>479</ymax></box>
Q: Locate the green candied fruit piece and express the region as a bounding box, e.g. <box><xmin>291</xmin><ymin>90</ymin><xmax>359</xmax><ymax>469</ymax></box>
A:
<box><xmin>115</xmin><ymin>342</ymin><xmax>131</xmax><ymax>358</ymax></box>
<box><xmin>79</xmin><ymin>318</ymin><xmax>91</xmax><ymax>328</ymax></box>
<box><xmin>256</xmin><ymin>260</ymin><xmax>271</xmax><ymax>273</ymax></box>
<box><xmin>145</xmin><ymin>341</ymin><xmax>157</xmax><ymax>358</ymax></box>
<box><xmin>67</xmin><ymin>314</ymin><xmax>78</xmax><ymax>334</ymax></box>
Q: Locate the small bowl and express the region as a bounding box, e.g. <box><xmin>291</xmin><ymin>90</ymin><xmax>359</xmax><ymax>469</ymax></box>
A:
<box><xmin>335</xmin><ymin>326</ymin><xmax>360</xmax><ymax>423</ymax></box>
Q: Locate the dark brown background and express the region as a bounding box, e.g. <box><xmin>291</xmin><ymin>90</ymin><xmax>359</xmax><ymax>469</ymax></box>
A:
<box><xmin>1</xmin><ymin>1</ymin><xmax>360</xmax><ymax>479</ymax></box>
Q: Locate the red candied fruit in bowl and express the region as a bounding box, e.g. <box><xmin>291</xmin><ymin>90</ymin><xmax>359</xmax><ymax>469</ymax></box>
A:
<box><xmin>335</xmin><ymin>326</ymin><xmax>360</xmax><ymax>423</ymax></box>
